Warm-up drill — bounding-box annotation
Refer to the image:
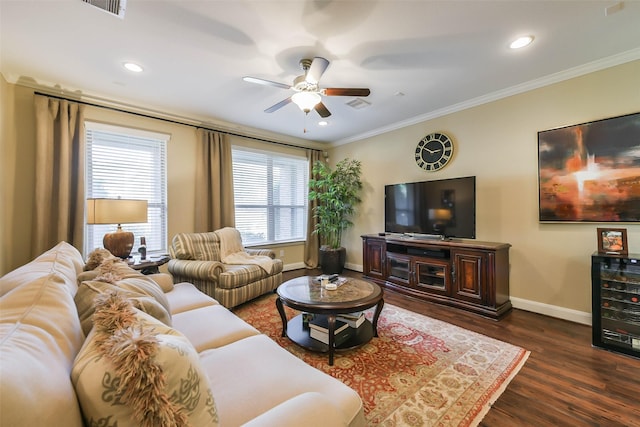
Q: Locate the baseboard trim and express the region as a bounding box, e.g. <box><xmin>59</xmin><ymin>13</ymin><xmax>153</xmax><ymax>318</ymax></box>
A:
<box><xmin>510</xmin><ymin>297</ymin><xmax>592</xmax><ymax>326</ymax></box>
<box><xmin>346</xmin><ymin>263</ymin><xmax>592</xmax><ymax>325</ymax></box>
<box><xmin>283</xmin><ymin>262</ymin><xmax>307</xmax><ymax>272</ymax></box>
<box><xmin>345</xmin><ymin>262</ymin><xmax>363</xmax><ymax>273</ymax></box>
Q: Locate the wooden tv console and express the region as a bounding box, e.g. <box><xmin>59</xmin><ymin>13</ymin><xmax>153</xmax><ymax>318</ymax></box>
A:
<box><xmin>362</xmin><ymin>234</ymin><xmax>511</xmax><ymax>319</ymax></box>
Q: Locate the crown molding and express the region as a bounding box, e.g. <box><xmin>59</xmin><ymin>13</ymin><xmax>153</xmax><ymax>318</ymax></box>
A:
<box><xmin>334</xmin><ymin>48</ymin><xmax>640</xmax><ymax>147</ymax></box>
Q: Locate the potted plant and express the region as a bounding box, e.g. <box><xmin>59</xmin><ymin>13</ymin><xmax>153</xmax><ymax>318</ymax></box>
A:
<box><xmin>308</xmin><ymin>158</ymin><xmax>363</xmax><ymax>274</ymax></box>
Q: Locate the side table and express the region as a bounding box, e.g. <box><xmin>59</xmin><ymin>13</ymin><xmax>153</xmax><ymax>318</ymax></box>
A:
<box><xmin>128</xmin><ymin>255</ymin><xmax>170</xmax><ymax>275</ymax></box>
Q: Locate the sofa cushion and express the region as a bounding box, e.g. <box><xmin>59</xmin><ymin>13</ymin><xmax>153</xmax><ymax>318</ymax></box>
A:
<box><xmin>199</xmin><ymin>334</ymin><xmax>364</xmax><ymax>427</ymax></box>
<box><xmin>0</xmin><ymin>241</ymin><xmax>83</xmax><ymax>297</ymax></box>
<box><xmin>171</xmin><ymin>304</ymin><xmax>260</xmax><ymax>352</ymax></box>
<box><xmin>72</xmin><ymin>292</ymin><xmax>219</xmax><ymax>427</ymax></box>
<box><xmin>218</xmin><ymin>261</ymin><xmax>284</xmax><ymax>290</ymax></box>
<box><xmin>171</xmin><ymin>231</ymin><xmax>221</xmax><ymax>261</ymax></box>
<box><xmin>75</xmin><ymin>279</ymin><xmax>172</xmax><ymax>336</ymax></box>
<box><xmin>0</xmin><ymin>243</ymin><xmax>86</xmax><ymax>427</ymax></box>
<box><xmin>147</xmin><ymin>272</ymin><xmax>175</xmax><ymax>293</ymax></box>
<box><xmin>241</xmin><ymin>392</ymin><xmax>349</xmax><ymax>427</ymax></box>
<box><xmin>165</xmin><ymin>282</ymin><xmax>218</xmax><ymax>315</ymax></box>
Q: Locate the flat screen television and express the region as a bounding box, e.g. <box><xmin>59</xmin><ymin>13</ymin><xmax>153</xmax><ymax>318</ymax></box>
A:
<box><xmin>384</xmin><ymin>176</ymin><xmax>476</xmax><ymax>239</ymax></box>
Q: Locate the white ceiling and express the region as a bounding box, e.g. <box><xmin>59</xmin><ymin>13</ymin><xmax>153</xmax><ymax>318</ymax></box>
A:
<box><xmin>1</xmin><ymin>0</ymin><xmax>639</xmax><ymax>145</ymax></box>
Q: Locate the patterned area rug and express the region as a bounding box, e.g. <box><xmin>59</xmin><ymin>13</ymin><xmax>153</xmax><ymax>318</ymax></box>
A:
<box><xmin>234</xmin><ymin>294</ymin><xmax>529</xmax><ymax>427</ymax></box>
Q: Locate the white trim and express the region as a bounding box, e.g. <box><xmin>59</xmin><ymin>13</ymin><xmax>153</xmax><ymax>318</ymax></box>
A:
<box><xmin>510</xmin><ymin>296</ymin><xmax>592</xmax><ymax>326</ymax></box>
<box><xmin>333</xmin><ymin>48</ymin><xmax>640</xmax><ymax>146</ymax></box>
<box><xmin>283</xmin><ymin>262</ymin><xmax>307</xmax><ymax>272</ymax></box>
<box><xmin>346</xmin><ymin>262</ymin><xmax>363</xmax><ymax>273</ymax></box>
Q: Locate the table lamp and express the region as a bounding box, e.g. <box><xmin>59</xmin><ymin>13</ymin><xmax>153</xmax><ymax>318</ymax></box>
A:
<box><xmin>86</xmin><ymin>198</ymin><xmax>148</xmax><ymax>259</ymax></box>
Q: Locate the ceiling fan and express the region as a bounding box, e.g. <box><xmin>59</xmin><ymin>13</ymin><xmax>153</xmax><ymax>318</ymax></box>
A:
<box><xmin>243</xmin><ymin>57</ymin><xmax>370</xmax><ymax>118</ymax></box>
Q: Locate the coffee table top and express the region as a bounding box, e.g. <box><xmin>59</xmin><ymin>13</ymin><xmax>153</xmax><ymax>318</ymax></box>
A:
<box><xmin>277</xmin><ymin>276</ymin><xmax>382</xmax><ymax>313</ymax></box>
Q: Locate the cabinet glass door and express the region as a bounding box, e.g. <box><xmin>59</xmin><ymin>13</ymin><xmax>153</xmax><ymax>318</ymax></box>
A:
<box><xmin>415</xmin><ymin>260</ymin><xmax>449</xmax><ymax>295</ymax></box>
<box><xmin>387</xmin><ymin>254</ymin><xmax>410</xmax><ymax>284</ymax></box>
<box><xmin>594</xmin><ymin>255</ymin><xmax>640</xmax><ymax>357</ymax></box>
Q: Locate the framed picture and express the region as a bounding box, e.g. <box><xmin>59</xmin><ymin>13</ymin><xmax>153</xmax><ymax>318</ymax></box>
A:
<box><xmin>538</xmin><ymin>112</ymin><xmax>640</xmax><ymax>222</ymax></box>
<box><xmin>597</xmin><ymin>228</ymin><xmax>628</xmax><ymax>255</ymax></box>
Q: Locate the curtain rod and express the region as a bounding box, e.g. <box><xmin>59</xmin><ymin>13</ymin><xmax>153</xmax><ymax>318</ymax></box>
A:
<box><xmin>34</xmin><ymin>91</ymin><xmax>322</xmax><ymax>152</ymax></box>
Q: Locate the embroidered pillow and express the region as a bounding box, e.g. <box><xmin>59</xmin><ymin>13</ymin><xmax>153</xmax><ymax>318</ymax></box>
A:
<box><xmin>71</xmin><ymin>292</ymin><xmax>218</xmax><ymax>427</ymax></box>
<box><xmin>75</xmin><ymin>279</ymin><xmax>172</xmax><ymax>336</ymax></box>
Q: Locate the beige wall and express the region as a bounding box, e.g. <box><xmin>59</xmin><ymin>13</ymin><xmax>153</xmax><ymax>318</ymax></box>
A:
<box><xmin>331</xmin><ymin>60</ymin><xmax>640</xmax><ymax>322</ymax></box>
<box><xmin>0</xmin><ymin>84</ymin><xmax>305</xmax><ymax>274</ymax></box>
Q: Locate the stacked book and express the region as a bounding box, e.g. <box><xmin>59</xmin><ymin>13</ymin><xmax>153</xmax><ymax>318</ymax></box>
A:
<box><xmin>336</xmin><ymin>312</ymin><xmax>366</xmax><ymax>329</ymax></box>
<box><xmin>308</xmin><ymin>315</ymin><xmax>352</xmax><ymax>346</ymax></box>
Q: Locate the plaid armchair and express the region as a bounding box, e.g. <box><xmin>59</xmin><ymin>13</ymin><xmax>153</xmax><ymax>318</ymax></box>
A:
<box><xmin>168</xmin><ymin>231</ymin><xmax>283</xmax><ymax>308</ymax></box>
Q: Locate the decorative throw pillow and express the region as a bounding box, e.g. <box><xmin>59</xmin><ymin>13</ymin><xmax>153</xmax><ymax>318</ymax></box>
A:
<box><xmin>84</xmin><ymin>248</ymin><xmax>116</xmax><ymax>271</ymax></box>
<box><xmin>75</xmin><ymin>257</ymin><xmax>173</xmax><ymax>335</ymax></box>
<box><xmin>71</xmin><ymin>292</ymin><xmax>219</xmax><ymax>427</ymax></box>
<box><xmin>75</xmin><ymin>280</ymin><xmax>172</xmax><ymax>336</ymax></box>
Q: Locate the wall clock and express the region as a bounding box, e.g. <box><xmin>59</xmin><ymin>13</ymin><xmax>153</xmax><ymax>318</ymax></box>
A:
<box><xmin>415</xmin><ymin>132</ymin><xmax>454</xmax><ymax>171</ymax></box>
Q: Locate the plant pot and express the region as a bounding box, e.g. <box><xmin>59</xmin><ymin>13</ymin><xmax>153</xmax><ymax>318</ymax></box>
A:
<box><xmin>319</xmin><ymin>246</ymin><xmax>346</xmax><ymax>275</ymax></box>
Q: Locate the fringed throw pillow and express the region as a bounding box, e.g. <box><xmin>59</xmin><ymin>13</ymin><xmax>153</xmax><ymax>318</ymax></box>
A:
<box><xmin>71</xmin><ymin>292</ymin><xmax>219</xmax><ymax>427</ymax></box>
<box><xmin>75</xmin><ymin>257</ymin><xmax>172</xmax><ymax>336</ymax></box>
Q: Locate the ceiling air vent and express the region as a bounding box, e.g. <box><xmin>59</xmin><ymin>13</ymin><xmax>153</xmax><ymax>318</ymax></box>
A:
<box><xmin>345</xmin><ymin>98</ymin><xmax>371</xmax><ymax>110</ymax></box>
<box><xmin>82</xmin><ymin>0</ymin><xmax>126</xmax><ymax>18</ymax></box>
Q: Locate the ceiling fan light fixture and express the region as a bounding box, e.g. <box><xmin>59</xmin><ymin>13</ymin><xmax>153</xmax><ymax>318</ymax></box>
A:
<box><xmin>292</xmin><ymin>91</ymin><xmax>321</xmax><ymax>113</ymax></box>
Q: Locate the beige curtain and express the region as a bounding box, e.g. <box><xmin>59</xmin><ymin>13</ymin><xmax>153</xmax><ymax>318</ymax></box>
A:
<box><xmin>304</xmin><ymin>149</ymin><xmax>323</xmax><ymax>268</ymax></box>
<box><xmin>195</xmin><ymin>129</ymin><xmax>235</xmax><ymax>232</ymax></box>
<box><xmin>32</xmin><ymin>95</ymin><xmax>86</xmax><ymax>256</ymax></box>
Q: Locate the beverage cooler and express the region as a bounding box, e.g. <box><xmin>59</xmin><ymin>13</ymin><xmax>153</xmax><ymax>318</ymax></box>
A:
<box><xmin>591</xmin><ymin>252</ymin><xmax>640</xmax><ymax>359</ymax></box>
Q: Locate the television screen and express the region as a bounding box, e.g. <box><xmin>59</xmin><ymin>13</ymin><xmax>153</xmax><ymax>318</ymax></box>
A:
<box><xmin>384</xmin><ymin>176</ymin><xmax>476</xmax><ymax>239</ymax></box>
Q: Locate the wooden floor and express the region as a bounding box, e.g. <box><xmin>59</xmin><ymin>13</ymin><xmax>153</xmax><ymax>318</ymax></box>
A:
<box><xmin>283</xmin><ymin>269</ymin><xmax>640</xmax><ymax>427</ymax></box>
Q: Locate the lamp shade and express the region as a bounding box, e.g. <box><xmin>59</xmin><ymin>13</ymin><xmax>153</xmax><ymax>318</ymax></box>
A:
<box><xmin>86</xmin><ymin>198</ymin><xmax>148</xmax><ymax>225</ymax></box>
<box><xmin>86</xmin><ymin>198</ymin><xmax>148</xmax><ymax>259</ymax></box>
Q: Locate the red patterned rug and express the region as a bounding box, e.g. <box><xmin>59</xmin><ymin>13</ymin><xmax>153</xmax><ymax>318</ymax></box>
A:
<box><xmin>234</xmin><ymin>293</ymin><xmax>529</xmax><ymax>426</ymax></box>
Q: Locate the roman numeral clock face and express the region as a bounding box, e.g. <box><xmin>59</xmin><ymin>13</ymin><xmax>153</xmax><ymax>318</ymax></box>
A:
<box><xmin>415</xmin><ymin>132</ymin><xmax>454</xmax><ymax>171</ymax></box>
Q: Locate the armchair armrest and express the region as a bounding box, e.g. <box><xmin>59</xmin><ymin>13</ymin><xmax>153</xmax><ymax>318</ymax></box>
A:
<box><xmin>167</xmin><ymin>259</ymin><xmax>225</xmax><ymax>280</ymax></box>
<box><xmin>245</xmin><ymin>248</ymin><xmax>276</xmax><ymax>259</ymax></box>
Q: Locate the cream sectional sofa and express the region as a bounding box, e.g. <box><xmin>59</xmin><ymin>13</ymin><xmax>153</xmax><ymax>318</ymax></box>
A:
<box><xmin>0</xmin><ymin>242</ymin><xmax>365</xmax><ymax>427</ymax></box>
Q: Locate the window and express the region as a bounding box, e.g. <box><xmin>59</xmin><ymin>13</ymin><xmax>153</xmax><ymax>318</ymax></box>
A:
<box><xmin>232</xmin><ymin>147</ymin><xmax>308</xmax><ymax>245</ymax></box>
<box><xmin>85</xmin><ymin>122</ymin><xmax>168</xmax><ymax>256</ymax></box>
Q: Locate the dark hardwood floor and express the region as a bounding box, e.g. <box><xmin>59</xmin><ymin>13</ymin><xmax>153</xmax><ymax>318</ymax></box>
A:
<box><xmin>283</xmin><ymin>269</ymin><xmax>640</xmax><ymax>426</ymax></box>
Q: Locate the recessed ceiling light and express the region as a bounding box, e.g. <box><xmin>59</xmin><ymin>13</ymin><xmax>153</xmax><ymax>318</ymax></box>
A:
<box><xmin>509</xmin><ymin>35</ymin><xmax>534</xmax><ymax>49</ymax></box>
<box><xmin>318</xmin><ymin>121</ymin><xmax>328</xmax><ymax>126</ymax></box>
<box><xmin>123</xmin><ymin>62</ymin><xmax>143</xmax><ymax>73</ymax></box>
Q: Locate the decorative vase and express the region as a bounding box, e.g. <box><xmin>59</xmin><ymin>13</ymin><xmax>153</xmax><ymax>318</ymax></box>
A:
<box><xmin>319</xmin><ymin>247</ymin><xmax>346</xmax><ymax>275</ymax></box>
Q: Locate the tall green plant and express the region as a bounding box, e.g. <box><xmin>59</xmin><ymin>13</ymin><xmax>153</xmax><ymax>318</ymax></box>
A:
<box><xmin>308</xmin><ymin>158</ymin><xmax>363</xmax><ymax>249</ymax></box>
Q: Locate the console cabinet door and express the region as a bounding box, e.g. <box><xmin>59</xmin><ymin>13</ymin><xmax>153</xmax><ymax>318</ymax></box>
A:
<box><xmin>415</xmin><ymin>258</ymin><xmax>450</xmax><ymax>296</ymax></box>
<box><xmin>386</xmin><ymin>253</ymin><xmax>411</xmax><ymax>286</ymax></box>
<box><xmin>452</xmin><ymin>249</ymin><xmax>487</xmax><ymax>305</ymax></box>
<box><xmin>363</xmin><ymin>238</ymin><xmax>386</xmax><ymax>279</ymax></box>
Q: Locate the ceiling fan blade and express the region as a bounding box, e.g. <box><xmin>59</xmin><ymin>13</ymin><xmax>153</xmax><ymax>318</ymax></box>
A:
<box><xmin>314</xmin><ymin>102</ymin><xmax>331</xmax><ymax>118</ymax></box>
<box><xmin>305</xmin><ymin>57</ymin><xmax>330</xmax><ymax>85</ymax></box>
<box><xmin>264</xmin><ymin>97</ymin><xmax>292</xmax><ymax>113</ymax></box>
<box><xmin>323</xmin><ymin>88</ymin><xmax>371</xmax><ymax>97</ymax></box>
<box><xmin>243</xmin><ymin>76</ymin><xmax>291</xmax><ymax>90</ymax></box>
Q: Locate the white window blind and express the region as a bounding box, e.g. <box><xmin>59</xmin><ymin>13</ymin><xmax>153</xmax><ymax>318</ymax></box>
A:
<box><xmin>85</xmin><ymin>122</ymin><xmax>168</xmax><ymax>256</ymax></box>
<box><xmin>232</xmin><ymin>147</ymin><xmax>308</xmax><ymax>245</ymax></box>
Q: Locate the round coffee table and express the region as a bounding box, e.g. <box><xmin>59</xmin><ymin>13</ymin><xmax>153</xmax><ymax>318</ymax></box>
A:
<box><xmin>276</xmin><ymin>276</ymin><xmax>384</xmax><ymax>365</ymax></box>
